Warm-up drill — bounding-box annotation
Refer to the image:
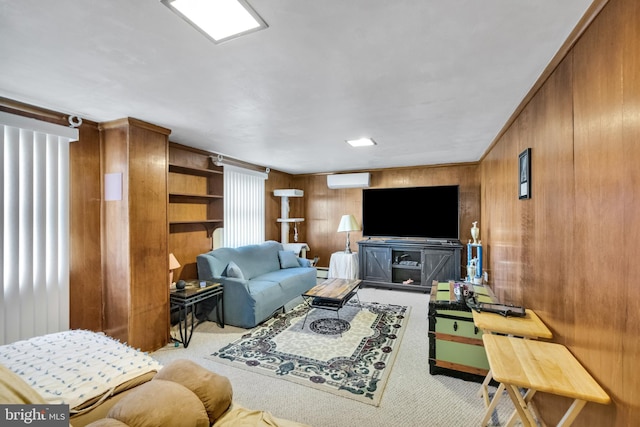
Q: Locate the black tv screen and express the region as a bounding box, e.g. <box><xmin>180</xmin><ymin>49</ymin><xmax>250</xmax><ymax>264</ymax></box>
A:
<box><xmin>362</xmin><ymin>185</ymin><xmax>459</xmax><ymax>240</ymax></box>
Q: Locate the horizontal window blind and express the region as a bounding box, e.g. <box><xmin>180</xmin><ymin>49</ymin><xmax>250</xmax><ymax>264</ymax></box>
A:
<box><xmin>1</xmin><ymin>112</ymin><xmax>77</xmax><ymax>345</ymax></box>
<box><xmin>223</xmin><ymin>164</ymin><xmax>267</xmax><ymax>248</ymax></box>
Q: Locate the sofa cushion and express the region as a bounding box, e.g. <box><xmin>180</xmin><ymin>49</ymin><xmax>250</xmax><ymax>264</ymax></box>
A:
<box><xmin>223</xmin><ymin>261</ymin><xmax>244</xmax><ymax>279</ymax></box>
<box><xmin>107</xmin><ymin>379</ymin><xmax>209</xmax><ymax>427</ymax></box>
<box><xmin>278</xmin><ymin>250</ymin><xmax>299</xmax><ymax>269</ymax></box>
<box><xmin>256</xmin><ymin>268</ymin><xmax>314</xmax><ymax>286</ymax></box>
<box><xmin>154</xmin><ymin>359</ymin><xmax>233</xmax><ymax>424</ymax></box>
<box><xmin>235</xmin><ymin>241</ymin><xmax>282</xmax><ymax>279</ymax></box>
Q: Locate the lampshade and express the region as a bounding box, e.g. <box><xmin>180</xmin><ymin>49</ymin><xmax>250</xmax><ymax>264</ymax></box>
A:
<box><xmin>169</xmin><ymin>253</ymin><xmax>181</xmax><ymax>270</ymax></box>
<box><xmin>337</xmin><ymin>214</ymin><xmax>360</xmax><ymax>254</ymax></box>
<box><xmin>337</xmin><ymin>214</ymin><xmax>360</xmax><ymax>233</ymax></box>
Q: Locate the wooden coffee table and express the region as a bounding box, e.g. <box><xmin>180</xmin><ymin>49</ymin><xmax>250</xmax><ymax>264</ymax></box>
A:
<box><xmin>301</xmin><ymin>278</ymin><xmax>362</xmax><ymax>328</ymax></box>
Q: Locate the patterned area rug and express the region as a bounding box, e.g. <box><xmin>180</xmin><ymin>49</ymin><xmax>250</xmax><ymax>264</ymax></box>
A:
<box><xmin>209</xmin><ymin>300</ymin><xmax>410</xmax><ymax>406</ymax></box>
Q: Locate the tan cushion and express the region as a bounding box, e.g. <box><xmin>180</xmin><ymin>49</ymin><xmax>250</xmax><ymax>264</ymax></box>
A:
<box><xmin>107</xmin><ymin>379</ymin><xmax>209</xmax><ymax>427</ymax></box>
<box><xmin>154</xmin><ymin>359</ymin><xmax>233</xmax><ymax>423</ymax></box>
<box><xmin>213</xmin><ymin>404</ymin><xmax>312</xmax><ymax>427</ymax></box>
<box><xmin>0</xmin><ymin>363</ymin><xmax>46</xmax><ymax>404</ymax></box>
<box><xmin>84</xmin><ymin>418</ymin><xmax>130</xmax><ymax>427</ymax></box>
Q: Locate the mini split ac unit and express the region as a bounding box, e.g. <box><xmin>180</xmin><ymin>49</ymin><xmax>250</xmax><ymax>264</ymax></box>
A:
<box><xmin>326</xmin><ymin>173</ymin><xmax>370</xmax><ymax>189</ymax></box>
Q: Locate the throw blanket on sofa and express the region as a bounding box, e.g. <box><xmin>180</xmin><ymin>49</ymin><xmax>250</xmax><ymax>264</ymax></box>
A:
<box><xmin>0</xmin><ymin>329</ymin><xmax>161</xmax><ymax>409</ymax></box>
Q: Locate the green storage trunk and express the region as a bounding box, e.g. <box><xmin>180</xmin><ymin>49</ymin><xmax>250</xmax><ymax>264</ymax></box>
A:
<box><xmin>428</xmin><ymin>281</ymin><xmax>496</xmax><ymax>382</ymax></box>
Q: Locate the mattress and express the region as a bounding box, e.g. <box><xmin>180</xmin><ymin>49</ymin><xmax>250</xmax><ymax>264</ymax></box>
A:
<box><xmin>0</xmin><ymin>329</ymin><xmax>162</xmax><ymax>412</ymax></box>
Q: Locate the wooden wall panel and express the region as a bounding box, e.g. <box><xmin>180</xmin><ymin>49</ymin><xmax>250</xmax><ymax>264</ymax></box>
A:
<box><xmin>480</xmin><ymin>0</ymin><xmax>639</xmax><ymax>423</ymax></box>
<box><xmin>69</xmin><ymin>122</ymin><xmax>103</xmax><ymax>331</ymax></box>
<box><xmin>570</xmin><ymin>0</ymin><xmax>628</xmax><ymax>424</ymax></box>
<box><xmin>620</xmin><ymin>0</ymin><xmax>640</xmax><ymax>422</ymax></box>
<box><xmin>102</xmin><ymin>124</ymin><xmax>131</xmax><ymax>342</ymax></box>
<box><xmin>480</xmin><ymin>125</ymin><xmax>522</xmax><ymax>305</ymax></box>
<box><xmin>101</xmin><ymin>119</ymin><xmax>169</xmax><ymax>351</ymax></box>
<box><xmin>526</xmin><ymin>54</ymin><xmax>576</xmax><ymax>344</ymax></box>
<box><xmin>169</xmin><ymin>230</ymin><xmax>211</xmax><ymax>280</ymax></box>
<box><xmin>128</xmin><ymin>124</ymin><xmax>169</xmax><ymax>352</ymax></box>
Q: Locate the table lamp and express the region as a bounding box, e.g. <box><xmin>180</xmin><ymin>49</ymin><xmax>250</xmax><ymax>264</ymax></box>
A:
<box><xmin>337</xmin><ymin>214</ymin><xmax>360</xmax><ymax>253</ymax></box>
<box><xmin>169</xmin><ymin>253</ymin><xmax>181</xmax><ymax>287</ymax></box>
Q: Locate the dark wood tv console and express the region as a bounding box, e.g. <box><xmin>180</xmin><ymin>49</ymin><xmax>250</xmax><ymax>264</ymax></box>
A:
<box><xmin>357</xmin><ymin>239</ymin><xmax>462</xmax><ymax>292</ymax></box>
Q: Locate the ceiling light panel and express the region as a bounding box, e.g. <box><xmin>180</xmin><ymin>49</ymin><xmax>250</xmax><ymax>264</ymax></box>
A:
<box><xmin>346</xmin><ymin>138</ymin><xmax>376</xmax><ymax>147</ymax></box>
<box><xmin>161</xmin><ymin>0</ymin><xmax>268</xmax><ymax>44</ymax></box>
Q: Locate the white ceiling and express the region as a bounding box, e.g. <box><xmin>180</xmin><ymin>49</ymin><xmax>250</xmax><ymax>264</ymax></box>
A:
<box><xmin>0</xmin><ymin>0</ymin><xmax>593</xmax><ymax>174</ymax></box>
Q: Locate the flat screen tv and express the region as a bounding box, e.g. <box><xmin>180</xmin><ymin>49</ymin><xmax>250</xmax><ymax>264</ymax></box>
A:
<box><xmin>362</xmin><ymin>185</ymin><xmax>459</xmax><ymax>241</ymax></box>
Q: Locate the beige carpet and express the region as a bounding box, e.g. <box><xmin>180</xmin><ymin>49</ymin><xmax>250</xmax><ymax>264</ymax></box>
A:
<box><xmin>153</xmin><ymin>287</ymin><xmax>515</xmax><ymax>427</ymax></box>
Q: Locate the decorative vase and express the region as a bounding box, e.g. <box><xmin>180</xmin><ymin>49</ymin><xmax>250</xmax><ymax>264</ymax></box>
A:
<box><xmin>470</xmin><ymin>221</ymin><xmax>479</xmax><ymax>244</ymax></box>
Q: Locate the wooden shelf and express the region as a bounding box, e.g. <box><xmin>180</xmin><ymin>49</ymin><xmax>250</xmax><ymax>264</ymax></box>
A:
<box><xmin>170</xmin><ymin>219</ymin><xmax>223</xmax><ymax>225</ymax></box>
<box><xmin>392</xmin><ymin>264</ymin><xmax>422</xmax><ymax>270</ymax></box>
<box><xmin>169</xmin><ymin>163</ymin><xmax>222</xmax><ymax>177</ymax></box>
<box><xmin>168</xmin><ymin>143</ymin><xmax>224</xmax><ymax>269</ymax></box>
<box><xmin>169</xmin><ymin>219</ymin><xmax>223</xmax><ymax>238</ymax></box>
<box><xmin>169</xmin><ymin>193</ymin><xmax>223</xmax><ymax>203</ymax></box>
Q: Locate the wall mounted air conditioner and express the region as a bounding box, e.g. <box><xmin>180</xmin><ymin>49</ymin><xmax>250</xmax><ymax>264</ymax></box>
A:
<box><xmin>326</xmin><ymin>172</ymin><xmax>371</xmax><ymax>189</ymax></box>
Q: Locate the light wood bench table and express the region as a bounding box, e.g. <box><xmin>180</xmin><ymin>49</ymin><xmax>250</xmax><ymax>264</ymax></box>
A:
<box><xmin>482</xmin><ymin>334</ymin><xmax>610</xmax><ymax>427</ymax></box>
<box><xmin>472</xmin><ymin>308</ymin><xmax>553</xmax><ymax>423</ymax></box>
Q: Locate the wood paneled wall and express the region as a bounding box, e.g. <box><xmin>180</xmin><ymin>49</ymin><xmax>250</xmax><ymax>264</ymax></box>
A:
<box><xmin>480</xmin><ymin>0</ymin><xmax>638</xmax><ymax>424</ymax></box>
<box><xmin>69</xmin><ymin>123</ymin><xmax>103</xmax><ymax>331</ymax></box>
<box><xmin>286</xmin><ymin>165</ymin><xmax>480</xmax><ymax>271</ymax></box>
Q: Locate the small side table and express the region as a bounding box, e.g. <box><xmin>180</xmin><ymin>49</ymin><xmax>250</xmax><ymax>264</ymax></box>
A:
<box><xmin>329</xmin><ymin>251</ymin><xmax>359</xmax><ymax>279</ymax></box>
<box><xmin>483</xmin><ymin>335</ymin><xmax>610</xmax><ymax>426</ymax></box>
<box><xmin>472</xmin><ymin>309</ymin><xmax>552</xmax><ymax>426</ymax></box>
<box><xmin>170</xmin><ymin>280</ymin><xmax>223</xmax><ymax>348</ymax></box>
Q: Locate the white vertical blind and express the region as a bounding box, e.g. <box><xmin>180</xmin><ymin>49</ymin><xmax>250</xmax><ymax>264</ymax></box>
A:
<box><xmin>1</xmin><ymin>112</ymin><xmax>76</xmax><ymax>345</ymax></box>
<box><xmin>223</xmin><ymin>164</ymin><xmax>267</xmax><ymax>248</ymax></box>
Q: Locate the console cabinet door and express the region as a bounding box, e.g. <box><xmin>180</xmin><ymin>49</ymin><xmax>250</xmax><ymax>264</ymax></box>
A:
<box><xmin>423</xmin><ymin>249</ymin><xmax>458</xmax><ymax>283</ymax></box>
<box><xmin>362</xmin><ymin>246</ymin><xmax>391</xmax><ymax>283</ymax></box>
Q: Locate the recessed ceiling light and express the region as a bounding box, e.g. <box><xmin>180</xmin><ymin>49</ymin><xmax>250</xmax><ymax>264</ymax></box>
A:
<box><xmin>161</xmin><ymin>0</ymin><xmax>268</xmax><ymax>44</ymax></box>
<box><xmin>346</xmin><ymin>138</ymin><xmax>376</xmax><ymax>147</ymax></box>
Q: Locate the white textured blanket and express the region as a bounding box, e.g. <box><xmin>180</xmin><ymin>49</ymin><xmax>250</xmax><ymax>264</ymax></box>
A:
<box><xmin>0</xmin><ymin>329</ymin><xmax>162</xmax><ymax>409</ymax></box>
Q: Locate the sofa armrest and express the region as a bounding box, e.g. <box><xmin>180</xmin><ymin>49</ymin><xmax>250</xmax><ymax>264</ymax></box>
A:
<box><xmin>197</xmin><ymin>253</ymin><xmax>227</xmax><ymax>280</ymax></box>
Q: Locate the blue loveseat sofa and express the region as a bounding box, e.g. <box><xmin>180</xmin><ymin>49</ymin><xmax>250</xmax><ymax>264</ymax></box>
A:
<box><xmin>196</xmin><ymin>241</ymin><xmax>317</xmax><ymax>328</ymax></box>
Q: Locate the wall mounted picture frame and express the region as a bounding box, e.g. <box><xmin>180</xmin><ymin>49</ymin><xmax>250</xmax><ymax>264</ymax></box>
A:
<box><xmin>519</xmin><ymin>148</ymin><xmax>531</xmax><ymax>199</ymax></box>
